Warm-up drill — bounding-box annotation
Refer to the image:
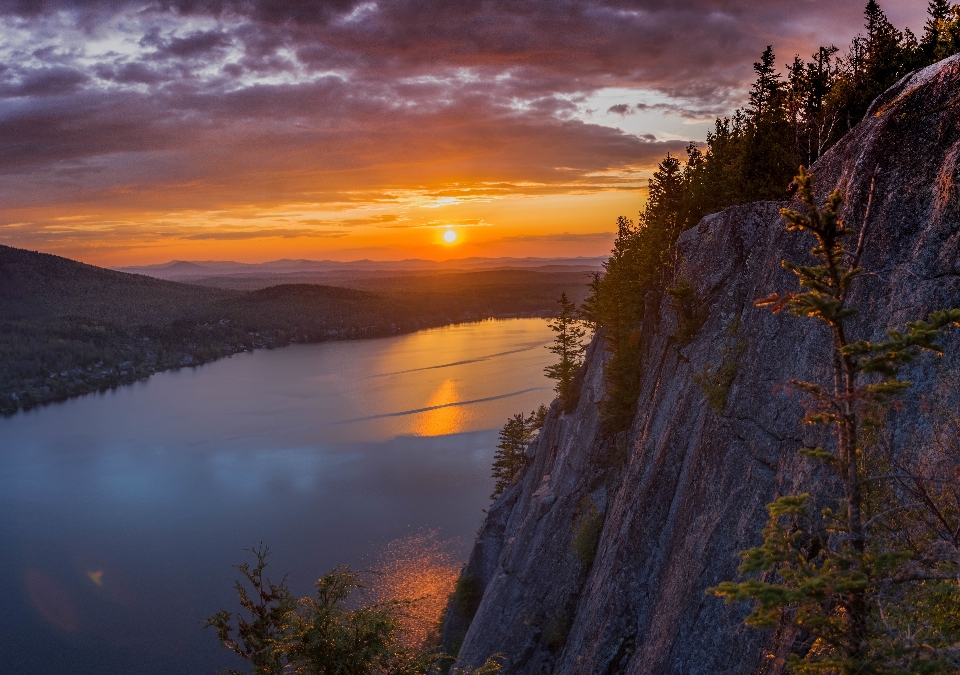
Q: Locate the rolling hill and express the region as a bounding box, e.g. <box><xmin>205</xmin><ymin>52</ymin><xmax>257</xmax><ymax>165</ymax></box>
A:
<box><xmin>0</xmin><ymin>245</ymin><xmax>593</xmax><ymax>414</ymax></box>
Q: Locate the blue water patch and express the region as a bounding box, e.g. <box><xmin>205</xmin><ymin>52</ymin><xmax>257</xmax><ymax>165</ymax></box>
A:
<box><xmin>0</xmin><ymin>319</ymin><xmax>555</xmax><ymax>674</ymax></box>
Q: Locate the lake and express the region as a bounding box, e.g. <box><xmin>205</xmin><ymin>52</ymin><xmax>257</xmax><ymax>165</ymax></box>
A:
<box><xmin>0</xmin><ymin>319</ymin><xmax>555</xmax><ymax>674</ymax></box>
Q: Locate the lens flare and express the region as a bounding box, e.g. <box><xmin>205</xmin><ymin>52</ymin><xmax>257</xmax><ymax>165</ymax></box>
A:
<box><xmin>25</xmin><ymin>569</ymin><xmax>80</xmax><ymax>632</ymax></box>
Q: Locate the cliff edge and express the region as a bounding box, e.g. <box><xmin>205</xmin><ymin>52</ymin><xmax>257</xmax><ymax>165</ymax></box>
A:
<box><xmin>443</xmin><ymin>54</ymin><xmax>960</xmax><ymax>675</ymax></box>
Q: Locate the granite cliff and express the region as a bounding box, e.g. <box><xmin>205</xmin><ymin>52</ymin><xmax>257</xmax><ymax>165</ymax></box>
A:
<box><xmin>442</xmin><ymin>54</ymin><xmax>960</xmax><ymax>674</ymax></box>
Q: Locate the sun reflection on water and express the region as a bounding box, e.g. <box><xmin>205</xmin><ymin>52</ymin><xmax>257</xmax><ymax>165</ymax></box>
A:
<box><xmin>371</xmin><ymin>531</ymin><xmax>462</xmax><ymax>647</ymax></box>
<box><xmin>413</xmin><ymin>379</ymin><xmax>466</xmax><ymax>437</ymax></box>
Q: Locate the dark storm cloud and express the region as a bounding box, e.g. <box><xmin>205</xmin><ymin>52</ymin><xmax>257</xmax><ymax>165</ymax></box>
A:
<box><xmin>94</xmin><ymin>61</ymin><xmax>168</xmax><ymax>83</ymax></box>
<box><xmin>0</xmin><ymin>0</ymin><xmax>929</xmax><ymax>216</ymax></box>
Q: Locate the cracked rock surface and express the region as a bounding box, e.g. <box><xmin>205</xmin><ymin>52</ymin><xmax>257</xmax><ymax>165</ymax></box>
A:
<box><xmin>443</xmin><ymin>54</ymin><xmax>960</xmax><ymax>675</ymax></box>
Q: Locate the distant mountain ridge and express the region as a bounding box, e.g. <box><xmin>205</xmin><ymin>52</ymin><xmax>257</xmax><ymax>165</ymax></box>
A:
<box><xmin>115</xmin><ymin>256</ymin><xmax>607</xmax><ymax>281</ymax></box>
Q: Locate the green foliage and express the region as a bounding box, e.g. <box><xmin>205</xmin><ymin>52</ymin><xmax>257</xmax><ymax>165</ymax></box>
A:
<box><xmin>529</xmin><ymin>404</ymin><xmax>549</xmax><ymax>433</ymax></box>
<box><xmin>207</xmin><ymin>546</ymin><xmax>439</xmax><ymax>675</ymax></box>
<box><xmin>666</xmin><ymin>278</ymin><xmax>708</xmax><ymax>346</ymax></box>
<box><xmin>694</xmin><ymin>317</ymin><xmax>746</xmax><ymax>414</ymax></box>
<box><xmin>571</xmin><ymin>497</ymin><xmax>604</xmax><ymax>567</ymax></box>
<box><xmin>544</xmin><ymin>293</ymin><xmax>587</xmax><ymax>412</ymax></box>
<box><xmin>206</xmin><ymin>545</ymin><xmax>296</xmax><ymax>675</ymax></box>
<box><xmin>542</xmin><ymin>609</ymin><xmax>574</xmax><ymax>652</ymax></box>
<box><xmin>585</xmin><ymin>169</ymin><xmax>682</xmax><ymax>434</ymax></box>
<box><xmin>452</xmin><ymin>574</ymin><xmax>480</xmax><ymax>621</ymax></box>
<box><xmin>921</xmin><ymin>0</ymin><xmax>960</xmax><ymax>63</ymax></box>
<box><xmin>490</xmin><ymin>406</ymin><xmax>548</xmax><ymax>500</ymax></box>
<box><xmin>709</xmin><ymin>169</ymin><xmax>960</xmax><ymax>674</ymax></box>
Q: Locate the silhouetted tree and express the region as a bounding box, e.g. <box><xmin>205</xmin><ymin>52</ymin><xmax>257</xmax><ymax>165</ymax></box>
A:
<box><xmin>920</xmin><ymin>0</ymin><xmax>960</xmax><ymax>63</ymax></box>
<box><xmin>584</xmin><ymin>0</ymin><xmax>956</xmax><ymax>439</ymax></box>
<box><xmin>545</xmin><ymin>292</ymin><xmax>586</xmax><ymax>412</ymax></box>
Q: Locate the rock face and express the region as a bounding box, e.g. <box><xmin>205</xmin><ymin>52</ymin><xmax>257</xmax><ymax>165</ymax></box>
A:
<box><xmin>443</xmin><ymin>54</ymin><xmax>960</xmax><ymax>674</ymax></box>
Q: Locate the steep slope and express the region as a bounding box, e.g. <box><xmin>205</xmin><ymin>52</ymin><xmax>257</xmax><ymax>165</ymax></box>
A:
<box><xmin>446</xmin><ymin>54</ymin><xmax>960</xmax><ymax>674</ymax></box>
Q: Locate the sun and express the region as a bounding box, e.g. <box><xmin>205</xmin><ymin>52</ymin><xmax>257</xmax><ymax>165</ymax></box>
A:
<box><xmin>442</xmin><ymin>229</ymin><xmax>458</xmax><ymax>244</ymax></box>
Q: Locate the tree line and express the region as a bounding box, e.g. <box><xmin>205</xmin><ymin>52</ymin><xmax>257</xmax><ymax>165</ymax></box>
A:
<box><xmin>489</xmin><ymin>0</ymin><xmax>960</xmax><ymax>493</ymax></box>
<box><xmin>583</xmin><ymin>0</ymin><xmax>960</xmax><ymax>433</ymax></box>
<box><xmin>481</xmin><ymin>2</ymin><xmax>960</xmax><ymax>668</ymax></box>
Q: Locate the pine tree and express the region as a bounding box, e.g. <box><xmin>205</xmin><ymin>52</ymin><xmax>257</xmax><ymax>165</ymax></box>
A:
<box><xmin>748</xmin><ymin>46</ymin><xmax>785</xmax><ymax>120</ymax></box>
<box><xmin>789</xmin><ymin>45</ymin><xmax>841</xmax><ymax>166</ymax></box>
<box><xmin>529</xmin><ymin>403</ymin><xmax>548</xmax><ymax>432</ymax></box>
<box><xmin>490</xmin><ymin>413</ymin><xmax>532</xmax><ymax>500</ymax></box>
<box><xmin>490</xmin><ymin>405</ymin><xmax>549</xmax><ymax>500</ymax></box>
<box><xmin>711</xmin><ymin>168</ymin><xmax>960</xmax><ymax>673</ymax></box>
<box><xmin>920</xmin><ymin>0</ymin><xmax>960</xmax><ymax>63</ymax></box>
<box><xmin>545</xmin><ymin>292</ymin><xmax>586</xmax><ymax>412</ymax></box>
<box><xmin>206</xmin><ymin>548</ymin><xmax>439</xmax><ymax>675</ymax></box>
<box><xmin>843</xmin><ymin>0</ymin><xmax>911</xmax><ymax>123</ymax></box>
<box><xmin>922</xmin><ymin>0</ymin><xmax>952</xmax><ymax>52</ymax></box>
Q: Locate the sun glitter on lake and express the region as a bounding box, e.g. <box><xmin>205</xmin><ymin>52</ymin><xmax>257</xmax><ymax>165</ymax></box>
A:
<box><xmin>372</xmin><ymin>531</ymin><xmax>463</xmax><ymax>647</ymax></box>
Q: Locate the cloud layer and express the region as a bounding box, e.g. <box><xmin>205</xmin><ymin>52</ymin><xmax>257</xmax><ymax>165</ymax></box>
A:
<box><xmin>0</xmin><ymin>0</ymin><xmax>928</xmax><ymax>262</ymax></box>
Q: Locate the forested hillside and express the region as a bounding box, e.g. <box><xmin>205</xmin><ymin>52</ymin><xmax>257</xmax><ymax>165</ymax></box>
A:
<box><xmin>0</xmin><ymin>246</ymin><xmax>591</xmax><ymax>415</ymax></box>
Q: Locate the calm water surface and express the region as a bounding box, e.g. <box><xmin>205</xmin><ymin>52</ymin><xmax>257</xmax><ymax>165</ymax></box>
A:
<box><xmin>0</xmin><ymin>319</ymin><xmax>554</xmax><ymax>674</ymax></box>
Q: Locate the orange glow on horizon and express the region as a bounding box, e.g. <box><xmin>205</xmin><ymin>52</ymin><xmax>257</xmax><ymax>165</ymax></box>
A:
<box><xmin>2</xmin><ymin>188</ymin><xmax>645</xmax><ymax>266</ymax></box>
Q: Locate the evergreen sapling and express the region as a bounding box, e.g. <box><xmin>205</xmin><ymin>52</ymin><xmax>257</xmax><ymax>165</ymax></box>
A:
<box><xmin>710</xmin><ymin>168</ymin><xmax>960</xmax><ymax>673</ymax></box>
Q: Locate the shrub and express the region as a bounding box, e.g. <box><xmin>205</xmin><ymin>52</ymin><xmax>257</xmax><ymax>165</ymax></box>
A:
<box><xmin>571</xmin><ymin>497</ymin><xmax>604</xmax><ymax>567</ymax></box>
<box><xmin>693</xmin><ymin>316</ymin><xmax>746</xmax><ymax>414</ymax></box>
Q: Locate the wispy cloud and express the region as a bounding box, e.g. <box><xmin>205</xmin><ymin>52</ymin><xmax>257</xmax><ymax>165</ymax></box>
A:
<box><xmin>182</xmin><ymin>228</ymin><xmax>349</xmax><ymax>240</ymax></box>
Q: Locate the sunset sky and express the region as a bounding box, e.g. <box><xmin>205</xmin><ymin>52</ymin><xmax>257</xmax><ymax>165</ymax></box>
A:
<box><xmin>0</xmin><ymin>0</ymin><xmax>927</xmax><ymax>266</ymax></box>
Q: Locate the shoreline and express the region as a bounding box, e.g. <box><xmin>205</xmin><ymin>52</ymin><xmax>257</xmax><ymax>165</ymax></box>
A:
<box><xmin>1</xmin><ymin>315</ymin><xmax>552</xmax><ymax>417</ymax></box>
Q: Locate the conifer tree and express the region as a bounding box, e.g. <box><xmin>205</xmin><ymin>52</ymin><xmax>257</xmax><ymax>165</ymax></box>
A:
<box><xmin>545</xmin><ymin>292</ymin><xmax>586</xmax><ymax>412</ymax></box>
<box><xmin>206</xmin><ymin>547</ymin><xmax>439</xmax><ymax>675</ymax></box>
<box><xmin>711</xmin><ymin>169</ymin><xmax>960</xmax><ymax>673</ymax></box>
<box><xmin>490</xmin><ymin>405</ymin><xmax>549</xmax><ymax>500</ymax></box>
<box><xmin>209</xmin><ymin>548</ymin><xmax>502</xmax><ymax>675</ymax></box>
<box><xmin>529</xmin><ymin>403</ymin><xmax>549</xmax><ymax>432</ymax></box>
<box><xmin>490</xmin><ymin>413</ymin><xmax>532</xmax><ymax>500</ymax></box>
<box><xmin>843</xmin><ymin>0</ymin><xmax>911</xmax><ymax>123</ymax></box>
<box><xmin>920</xmin><ymin>0</ymin><xmax>960</xmax><ymax>62</ymax></box>
<box><xmin>748</xmin><ymin>46</ymin><xmax>785</xmax><ymax>120</ymax></box>
<box><xmin>922</xmin><ymin>0</ymin><xmax>953</xmax><ymax>55</ymax></box>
